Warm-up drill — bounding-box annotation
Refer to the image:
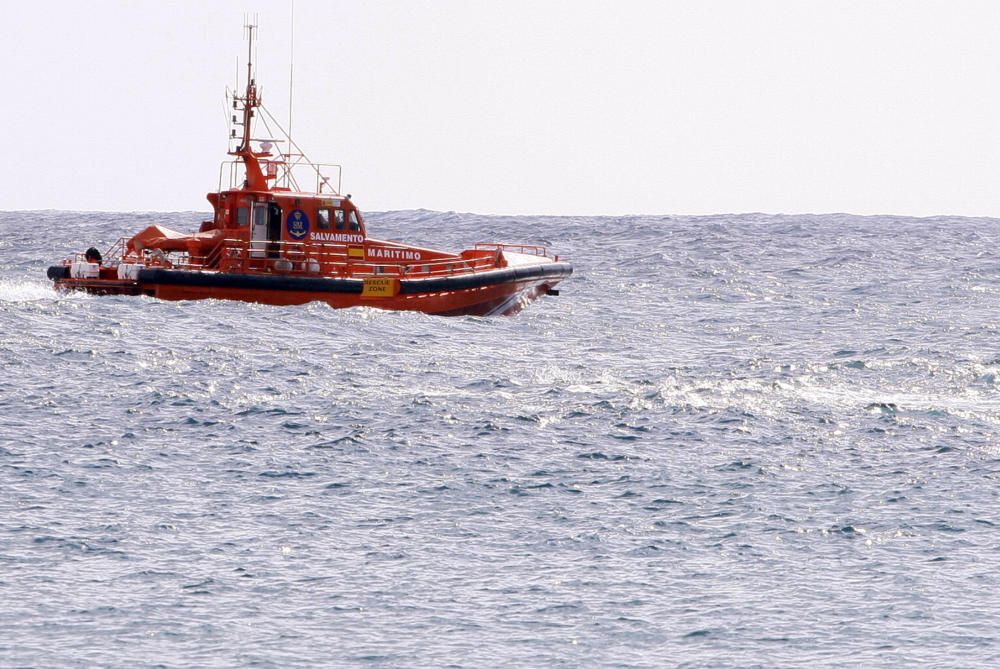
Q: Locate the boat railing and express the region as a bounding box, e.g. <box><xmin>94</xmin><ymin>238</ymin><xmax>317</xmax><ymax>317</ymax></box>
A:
<box><xmin>63</xmin><ymin>237</ymin><xmax>128</xmax><ymax>267</ymax></box>
<box><xmin>217</xmin><ymin>159</ymin><xmax>343</xmax><ymax>195</ymax></box>
<box><xmin>475</xmin><ymin>242</ymin><xmax>550</xmax><ymax>257</ymax></box>
<box><xmin>80</xmin><ymin>236</ymin><xmax>506</xmax><ymax>282</ymax></box>
<box><xmin>201</xmin><ymin>238</ymin><xmax>227</xmax><ymax>269</ymax></box>
<box><xmin>86</xmin><ymin>237</ymin><xmax>128</xmax><ymax>267</ymax></box>
<box><xmin>160</xmin><ymin>238</ymin><xmax>501</xmax><ymax>279</ymax></box>
<box><xmin>397</xmin><ymin>256</ymin><xmax>495</xmax><ymax>277</ymax></box>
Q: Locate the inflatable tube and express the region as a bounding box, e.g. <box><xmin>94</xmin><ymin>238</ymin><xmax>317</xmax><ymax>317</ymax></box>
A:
<box><xmin>136</xmin><ymin>262</ymin><xmax>573</xmax><ymax>295</ymax></box>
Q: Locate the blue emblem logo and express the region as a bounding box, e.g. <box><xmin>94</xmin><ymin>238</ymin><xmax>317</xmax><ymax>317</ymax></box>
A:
<box><xmin>287</xmin><ymin>209</ymin><xmax>310</xmax><ymax>240</ymax></box>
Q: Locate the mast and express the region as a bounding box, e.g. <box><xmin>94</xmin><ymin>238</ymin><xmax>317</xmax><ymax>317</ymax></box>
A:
<box><xmin>231</xmin><ymin>20</ymin><xmax>268</xmax><ymax>191</ymax></box>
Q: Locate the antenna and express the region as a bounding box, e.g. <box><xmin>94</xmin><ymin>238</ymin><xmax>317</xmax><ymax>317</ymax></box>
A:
<box><xmin>288</xmin><ymin>0</ymin><xmax>295</xmax><ymax>154</ymax></box>
<box><xmin>246</xmin><ymin>17</ymin><xmax>255</xmax><ymax>93</ymax></box>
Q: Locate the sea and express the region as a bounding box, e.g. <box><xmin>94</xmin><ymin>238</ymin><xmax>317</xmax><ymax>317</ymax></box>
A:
<box><xmin>1</xmin><ymin>209</ymin><xmax>998</xmax><ymax>668</ymax></box>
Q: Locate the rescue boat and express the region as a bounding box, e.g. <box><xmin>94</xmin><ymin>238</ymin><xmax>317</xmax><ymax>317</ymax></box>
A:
<box><xmin>47</xmin><ymin>25</ymin><xmax>570</xmax><ymax>317</ymax></box>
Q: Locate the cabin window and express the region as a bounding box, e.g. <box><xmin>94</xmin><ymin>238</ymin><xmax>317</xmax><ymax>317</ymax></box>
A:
<box><xmin>253</xmin><ymin>205</ymin><xmax>269</xmax><ymax>228</ymax></box>
<box><xmin>334</xmin><ymin>209</ymin><xmax>346</xmax><ymax>231</ymax></box>
<box><xmin>317</xmin><ymin>208</ymin><xmax>332</xmax><ymax>229</ymax></box>
<box><xmin>236</xmin><ymin>206</ymin><xmax>250</xmax><ymax>227</ymax></box>
<box><xmin>348</xmin><ymin>210</ymin><xmax>360</xmax><ymax>232</ymax></box>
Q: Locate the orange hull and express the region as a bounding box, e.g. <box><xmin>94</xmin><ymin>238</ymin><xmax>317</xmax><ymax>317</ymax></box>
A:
<box><xmin>148</xmin><ymin>279</ymin><xmax>554</xmax><ymax>316</ymax></box>
<box><xmin>50</xmin><ymin>262</ymin><xmax>570</xmax><ymax>316</ymax></box>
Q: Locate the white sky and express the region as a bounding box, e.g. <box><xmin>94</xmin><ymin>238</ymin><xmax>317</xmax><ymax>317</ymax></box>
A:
<box><xmin>3</xmin><ymin>0</ymin><xmax>1000</xmax><ymax>216</ymax></box>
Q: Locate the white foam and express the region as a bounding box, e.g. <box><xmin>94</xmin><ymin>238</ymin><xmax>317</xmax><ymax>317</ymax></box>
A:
<box><xmin>0</xmin><ymin>280</ymin><xmax>64</xmax><ymax>303</ymax></box>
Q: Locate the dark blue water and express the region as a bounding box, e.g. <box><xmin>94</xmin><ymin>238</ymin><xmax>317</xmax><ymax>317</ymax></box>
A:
<box><xmin>1</xmin><ymin>210</ymin><xmax>999</xmax><ymax>667</ymax></box>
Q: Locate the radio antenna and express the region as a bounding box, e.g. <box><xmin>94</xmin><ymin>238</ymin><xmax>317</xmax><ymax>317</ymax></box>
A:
<box><xmin>288</xmin><ymin>0</ymin><xmax>295</xmax><ymax>149</ymax></box>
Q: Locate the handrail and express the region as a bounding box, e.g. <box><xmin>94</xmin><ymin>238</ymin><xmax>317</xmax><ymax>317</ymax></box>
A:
<box><xmin>475</xmin><ymin>242</ymin><xmax>549</xmax><ymax>257</ymax></box>
<box><xmin>127</xmin><ymin>238</ymin><xmax>504</xmax><ymax>279</ymax></box>
<box><xmin>201</xmin><ymin>237</ymin><xmax>227</xmax><ymax>269</ymax></box>
<box><xmin>217</xmin><ymin>159</ymin><xmax>343</xmax><ymax>194</ymax></box>
<box><xmin>102</xmin><ymin>238</ymin><xmax>129</xmax><ymax>266</ymax></box>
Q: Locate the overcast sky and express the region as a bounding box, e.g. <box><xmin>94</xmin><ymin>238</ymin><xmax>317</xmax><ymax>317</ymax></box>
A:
<box><xmin>3</xmin><ymin>0</ymin><xmax>1000</xmax><ymax>216</ymax></box>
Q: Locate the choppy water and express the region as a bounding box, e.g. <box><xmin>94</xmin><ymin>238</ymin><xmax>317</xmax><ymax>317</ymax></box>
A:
<box><xmin>1</xmin><ymin>209</ymin><xmax>999</xmax><ymax>668</ymax></box>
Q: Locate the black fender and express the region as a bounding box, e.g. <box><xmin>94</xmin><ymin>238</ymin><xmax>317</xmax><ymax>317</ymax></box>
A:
<box><xmin>47</xmin><ymin>265</ymin><xmax>70</xmax><ymax>281</ymax></box>
<box><xmin>136</xmin><ymin>262</ymin><xmax>573</xmax><ymax>295</ymax></box>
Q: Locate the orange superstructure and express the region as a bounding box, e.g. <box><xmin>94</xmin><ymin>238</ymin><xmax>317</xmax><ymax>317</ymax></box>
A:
<box><xmin>48</xmin><ymin>23</ymin><xmax>570</xmax><ymax>316</ymax></box>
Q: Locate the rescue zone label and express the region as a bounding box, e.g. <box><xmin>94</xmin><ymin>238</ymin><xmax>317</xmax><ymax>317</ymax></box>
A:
<box><xmin>361</xmin><ymin>277</ymin><xmax>400</xmax><ymax>298</ymax></box>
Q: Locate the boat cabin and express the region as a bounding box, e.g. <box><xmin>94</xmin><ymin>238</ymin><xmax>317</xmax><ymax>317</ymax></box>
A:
<box><xmin>205</xmin><ymin>190</ymin><xmax>367</xmax><ymax>249</ymax></box>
